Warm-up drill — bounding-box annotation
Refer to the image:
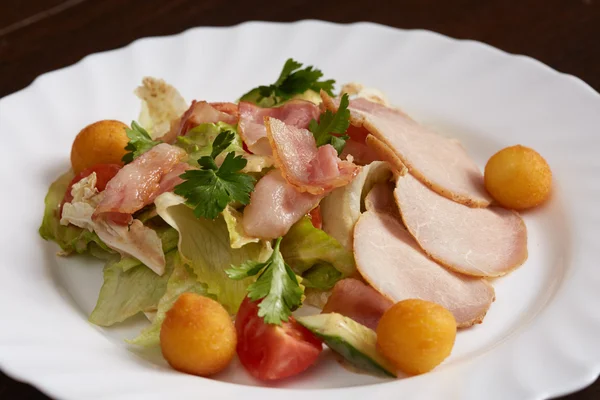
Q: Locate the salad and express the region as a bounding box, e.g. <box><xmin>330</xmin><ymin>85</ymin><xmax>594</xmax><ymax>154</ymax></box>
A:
<box><xmin>40</xmin><ymin>59</ymin><xmax>552</xmax><ymax>381</ymax></box>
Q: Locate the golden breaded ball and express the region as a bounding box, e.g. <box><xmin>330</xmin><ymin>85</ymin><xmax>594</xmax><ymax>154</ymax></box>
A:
<box><xmin>484</xmin><ymin>145</ymin><xmax>552</xmax><ymax>210</ymax></box>
<box><xmin>70</xmin><ymin>120</ymin><xmax>129</xmax><ymax>174</ymax></box>
<box><xmin>160</xmin><ymin>293</ymin><xmax>236</xmax><ymax>377</ymax></box>
<box><xmin>376</xmin><ymin>299</ymin><xmax>456</xmax><ymax>375</ymax></box>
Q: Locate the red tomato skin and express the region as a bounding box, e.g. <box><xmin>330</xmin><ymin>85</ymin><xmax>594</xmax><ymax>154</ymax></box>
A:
<box><xmin>62</xmin><ymin>163</ymin><xmax>121</xmax><ymax>206</ymax></box>
<box><xmin>308</xmin><ymin>206</ymin><xmax>322</xmax><ymax>230</ymax></box>
<box><xmin>235</xmin><ymin>298</ymin><xmax>322</xmax><ymax>381</ymax></box>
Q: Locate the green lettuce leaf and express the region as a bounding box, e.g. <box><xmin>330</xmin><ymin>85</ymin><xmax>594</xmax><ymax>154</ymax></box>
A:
<box><xmin>280</xmin><ymin>216</ymin><xmax>355</xmax><ymax>277</ymax></box>
<box><xmin>176</xmin><ymin>122</ymin><xmax>242</xmax><ymax>167</ymax></box>
<box><xmin>222</xmin><ymin>205</ymin><xmax>260</xmax><ymax>249</ymax></box>
<box><xmin>301</xmin><ymin>263</ymin><xmax>342</xmax><ymax>290</ymax></box>
<box><xmin>39</xmin><ymin>171</ymin><xmax>112</xmax><ymax>256</ymax></box>
<box><xmin>127</xmin><ymin>253</ymin><xmax>211</xmax><ymax>347</ymax></box>
<box><xmin>88</xmin><ymin>250</ymin><xmax>177</xmax><ymax>327</ymax></box>
<box><xmin>154</xmin><ymin>192</ymin><xmax>271</xmax><ymax>313</ymax></box>
<box><xmin>320</xmin><ymin>161</ymin><xmax>392</xmax><ymax>250</ymax></box>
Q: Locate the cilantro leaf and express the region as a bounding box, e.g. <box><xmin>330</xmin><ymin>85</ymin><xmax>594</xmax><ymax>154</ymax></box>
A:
<box><xmin>308</xmin><ymin>93</ymin><xmax>351</xmax><ymax>155</ymax></box>
<box><xmin>174</xmin><ymin>131</ymin><xmax>256</xmax><ymax>220</ymax></box>
<box><xmin>240</xmin><ymin>58</ymin><xmax>336</xmax><ymax>107</ymax></box>
<box><xmin>122</xmin><ymin>121</ymin><xmax>161</xmax><ymax>164</ymax></box>
<box><xmin>226</xmin><ymin>238</ymin><xmax>304</xmax><ymax>325</ymax></box>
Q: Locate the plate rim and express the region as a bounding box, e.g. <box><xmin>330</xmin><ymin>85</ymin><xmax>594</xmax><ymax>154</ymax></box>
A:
<box><xmin>0</xmin><ymin>19</ymin><xmax>599</xmax><ymax>400</ymax></box>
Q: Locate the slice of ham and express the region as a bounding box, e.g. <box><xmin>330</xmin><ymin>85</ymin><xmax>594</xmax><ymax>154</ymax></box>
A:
<box><xmin>95</xmin><ymin>218</ymin><xmax>166</xmax><ymax>275</ymax></box>
<box><xmin>159</xmin><ymin>100</ymin><xmax>238</xmax><ymax>143</ymax></box>
<box><xmin>93</xmin><ymin>143</ymin><xmax>187</xmax><ymax>219</ymax></box>
<box><xmin>242</xmin><ymin>170</ymin><xmax>323</xmax><ymax>239</ymax></box>
<box><xmin>364</xmin><ymin>182</ymin><xmax>400</xmax><ymax>219</ymax></box>
<box><xmin>322</xmin><ymin>278</ymin><xmax>393</xmax><ymax>331</ymax></box>
<box><xmin>395</xmin><ymin>173</ymin><xmax>528</xmax><ymax>277</ymax></box>
<box><xmin>321</xmin><ymin>92</ymin><xmax>492</xmax><ymax>207</ymax></box>
<box><xmin>354</xmin><ymin>211</ymin><xmax>495</xmax><ymax>327</ymax></box>
<box><xmin>238</xmin><ymin>100</ymin><xmax>320</xmax><ymax>156</ymax></box>
<box><xmin>339</xmin><ymin>125</ymin><xmax>382</xmax><ymax>166</ymax></box>
<box><xmin>265</xmin><ymin>117</ymin><xmax>360</xmax><ymax>195</ymax></box>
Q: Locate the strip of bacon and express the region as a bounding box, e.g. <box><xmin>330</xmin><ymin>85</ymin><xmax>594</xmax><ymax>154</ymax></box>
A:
<box><xmin>93</xmin><ymin>143</ymin><xmax>187</xmax><ymax>220</ymax></box>
<box><xmin>159</xmin><ymin>101</ymin><xmax>238</xmax><ymax>143</ymax></box>
<box><xmin>242</xmin><ymin>170</ymin><xmax>323</xmax><ymax>239</ymax></box>
<box><xmin>238</xmin><ymin>100</ymin><xmax>320</xmax><ymax>156</ymax></box>
<box><xmin>265</xmin><ymin>117</ymin><xmax>359</xmax><ymax>195</ymax></box>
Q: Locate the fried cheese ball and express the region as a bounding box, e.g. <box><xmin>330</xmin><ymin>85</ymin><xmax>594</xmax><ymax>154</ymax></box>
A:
<box><xmin>376</xmin><ymin>299</ymin><xmax>456</xmax><ymax>375</ymax></box>
<box><xmin>70</xmin><ymin>120</ymin><xmax>129</xmax><ymax>174</ymax></box>
<box><xmin>160</xmin><ymin>293</ymin><xmax>237</xmax><ymax>376</ymax></box>
<box><xmin>484</xmin><ymin>145</ymin><xmax>552</xmax><ymax>210</ymax></box>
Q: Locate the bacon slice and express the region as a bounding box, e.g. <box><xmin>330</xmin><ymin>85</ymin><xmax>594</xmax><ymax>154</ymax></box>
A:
<box><xmin>238</xmin><ymin>100</ymin><xmax>320</xmax><ymax>156</ymax></box>
<box><xmin>321</xmin><ymin>92</ymin><xmax>492</xmax><ymax>207</ymax></box>
<box><xmin>159</xmin><ymin>101</ymin><xmax>238</xmax><ymax>143</ymax></box>
<box><xmin>395</xmin><ymin>173</ymin><xmax>528</xmax><ymax>277</ymax></box>
<box><xmin>265</xmin><ymin>117</ymin><xmax>360</xmax><ymax>195</ymax></box>
<box><xmin>93</xmin><ymin>143</ymin><xmax>187</xmax><ymax>219</ymax></box>
<box><xmin>242</xmin><ymin>170</ymin><xmax>323</xmax><ymax>239</ymax></box>
<box><xmin>354</xmin><ymin>211</ymin><xmax>495</xmax><ymax>327</ymax></box>
<box><xmin>155</xmin><ymin>162</ymin><xmax>192</xmax><ymax>199</ymax></box>
<box><xmin>322</xmin><ymin>278</ymin><xmax>393</xmax><ymax>331</ymax></box>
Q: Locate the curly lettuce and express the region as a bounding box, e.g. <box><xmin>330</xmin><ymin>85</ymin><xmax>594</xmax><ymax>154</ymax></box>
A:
<box><xmin>154</xmin><ymin>192</ymin><xmax>271</xmax><ymax>313</ymax></box>
<box><xmin>89</xmin><ymin>250</ymin><xmax>177</xmax><ymax>326</ymax></box>
<box><xmin>39</xmin><ymin>171</ymin><xmax>112</xmax><ymax>256</ymax></box>
<box><xmin>280</xmin><ymin>216</ymin><xmax>355</xmax><ymax>277</ymax></box>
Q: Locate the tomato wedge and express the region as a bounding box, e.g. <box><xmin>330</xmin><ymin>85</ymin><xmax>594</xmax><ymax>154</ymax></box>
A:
<box><xmin>235</xmin><ymin>297</ymin><xmax>322</xmax><ymax>381</ymax></box>
<box><xmin>308</xmin><ymin>206</ymin><xmax>322</xmax><ymax>230</ymax></box>
<box><xmin>62</xmin><ymin>163</ymin><xmax>121</xmax><ymax>208</ymax></box>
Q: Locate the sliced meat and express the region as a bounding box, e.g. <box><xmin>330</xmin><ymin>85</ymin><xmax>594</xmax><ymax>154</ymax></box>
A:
<box><xmin>321</xmin><ymin>92</ymin><xmax>492</xmax><ymax>207</ymax></box>
<box><xmin>339</xmin><ymin>125</ymin><xmax>381</xmax><ymax>166</ymax></box>
<box><xmin>238</xmin><ymin>100</ymin><xmax>320</xmax><ymax>156</ymax></box>
<box><xmin>354</xmin><ymin>211</ymin><xmax>495</xmax><ymax>327</ymax></box>
<box><xmin>322</xmin><ymin>278</ymin><xmax>393</xmax><ymax>330</ymax></box>
<box><xmin>159</xmin><ymin>100</ymin><xmax>238</xmax><ymax>143</ymax></box>
<box><xmin>364</xmin><ymin>182</ymin><xmax>400</xmax><ymax>219</ymax></box>
<box><xmin>242</xmin><ymin>170</ymin><xmax>323</xmax><ymax>239</ymax></box>
<box><xmin>365</xmin><ymin>135</ymin><xmax>407</xmax><ymax>175</ymax></box>
<box><xmin>265</xmin><ymin>117</ymin><xmax>359</xmax><ymax>195</ymax></box>
<box><xmin>94</xmin><ymin>218</ymin><xmax>166</xmax><ymax>275</ymax></box>
<box><xmin>395</xmin><ymin>173</ymin><xmax>528</xmax><ymax>277</ymax></box>
<box><xmin>93</xmin><ymin>143</ymin><xmax>186</xmax><ymax>219</ymax></box>
<box><xmin>155</xmin><ymin>162</ymin><xmax>192</xmax><ymax>198</ymax></box>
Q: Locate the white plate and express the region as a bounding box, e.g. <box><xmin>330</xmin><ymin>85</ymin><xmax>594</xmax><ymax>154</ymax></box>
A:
<box><xmin>0</xmin><ymin>20</ymin><xmax>599</xmax><ymax>400</ymax></box>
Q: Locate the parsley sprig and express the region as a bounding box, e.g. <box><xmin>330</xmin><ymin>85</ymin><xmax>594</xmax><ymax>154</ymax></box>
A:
<box><xmin>174</xmin><ymin>131</ymin><xmax>256</xmax><ymax>220</ymax></box>
<box><xmin>308</xmin><ymin>93</ymin><xmax>351</xmax><ymax>155</ymax></box>
<box><xmin>226</xmin><ymin>237</ymin><xmax>303</xmax><ymax>325</ymax></box>
<box><xmin>122</xmin><ymin>121</ymin><xmax>161</xmax><ymax>164</ymax></box>
<box><xmin>240</xmin><ymin>58</ymin><xmax>335</xmax><ymax>107</ymax></box>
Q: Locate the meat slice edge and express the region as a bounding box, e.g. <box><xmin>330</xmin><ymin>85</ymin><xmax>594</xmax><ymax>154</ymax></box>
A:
<box><xmin>353</xmin><ymin>211</ymin><xmax>495</xmax><ymax>328</ymax></box>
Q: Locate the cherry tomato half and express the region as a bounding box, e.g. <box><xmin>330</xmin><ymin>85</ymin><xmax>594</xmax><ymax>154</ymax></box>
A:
<box><xmin>235</xmin><ymin>297</ymin><xmax>322</xmax><ymax>381</ymax></box>
<box><xmin>308</xmin><ymin>206</ymin><xmax>322</xmax><ymax>230</ymax></box>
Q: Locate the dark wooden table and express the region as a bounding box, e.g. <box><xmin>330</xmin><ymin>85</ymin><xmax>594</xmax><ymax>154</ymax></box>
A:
<box><xmin>0</xmin><ymin>0</ymin><xmax>598</xmax><ymax>399</ymax></box>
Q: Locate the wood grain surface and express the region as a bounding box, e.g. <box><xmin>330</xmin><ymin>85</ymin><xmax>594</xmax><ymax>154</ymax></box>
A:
<box><xmin>0</xmin><ymin>0</ymin><xmax>598</xmax><ymax>399</ymax></box>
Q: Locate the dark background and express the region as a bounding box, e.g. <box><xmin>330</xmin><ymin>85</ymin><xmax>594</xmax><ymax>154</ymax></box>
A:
<box><xmin>0</xmin><ymin>0</ymin><xmax>598</xmax><ymax>398</ymax></box>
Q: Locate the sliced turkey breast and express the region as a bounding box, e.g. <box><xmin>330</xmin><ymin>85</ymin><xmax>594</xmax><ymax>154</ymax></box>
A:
<box><xmin>321</xmin><ymin>91</ymin><xmax>492</xmax><ymax>207</ymax></box>
<box><xmin>395</xmin><ymin>173</ymin><xmax>527</xmax><ymax>277</ymax></box>
<box><xmin>354</xmin><ymin>211</ymin><xmax>495</xmax><ymax>327</ymax></box>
